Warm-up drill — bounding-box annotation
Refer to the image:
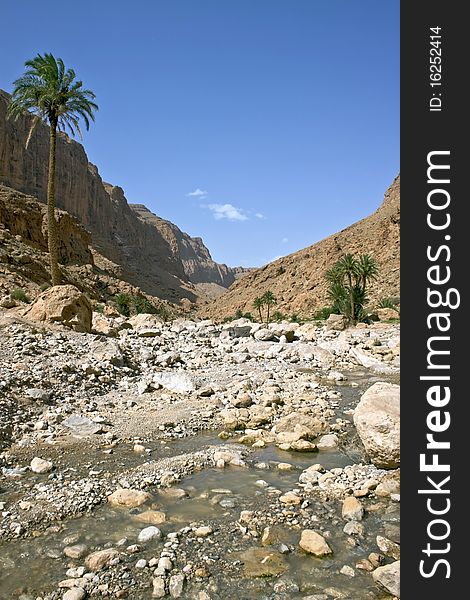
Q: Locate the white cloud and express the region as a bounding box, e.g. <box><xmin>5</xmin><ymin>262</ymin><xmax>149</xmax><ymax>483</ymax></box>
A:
<box><xmin>281</xmin><ymin>237</ymin><xmax>289</xmax><ymax>243</ymax></box>
<box><xmin>255</xmin><ymin>212</ymin><xmax>266</xmax><ymax>219</ymax></box>
<box><xmin>187</xmin><ymin>188</ymin><xmax>207</xmax><ymax>198</ymax></box>
<box><xmin>204</xmin><ymin>203</ymin><xmax>248</xmax><ymax>221</ymax></box>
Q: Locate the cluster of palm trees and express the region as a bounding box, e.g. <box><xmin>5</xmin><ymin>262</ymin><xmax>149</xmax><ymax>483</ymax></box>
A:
<box><xmin>252</xmin><ymin>291</ymin><xmax>277</xmax><ymax>324</ymax></box>
<box><xmin>325</xmin><ymin>253</ymin><xmax>379</xmax><ymax>323</ymax></box>
<box><xmin>7</xmin><ymin>53</ymin><xmax>98</xmax><ymax>286</ymax></box>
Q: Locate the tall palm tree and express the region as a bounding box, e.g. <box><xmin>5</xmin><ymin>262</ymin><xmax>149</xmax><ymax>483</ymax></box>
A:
<box><xmin>261</xmin><ymin>291</ymin><xmax>277</xmax><ymax>325</ymax></box>
<box><xmin>7</xmin><ymin>53</ymin><xmax>98</xmax><ymax>286</ymax></box>
<box><xmin>356</xmin><ymin>254</ymin><xmax>379</xmax><ymax>291</ymax></box>
<box><xmin>253</xmin><ymin>296</ymin><xmax>264</xmax><ymax>322</ymax></box>
<box><xmin>336</xmin><ymin>254</ymin><xmax>359</xmax><ymax>323</ymax></box>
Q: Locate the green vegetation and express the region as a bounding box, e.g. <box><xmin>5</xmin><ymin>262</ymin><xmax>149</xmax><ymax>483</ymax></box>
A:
<box><xmin>115</xmin><ymin>293</ymin><xmax>132</xmax><ymax>317</ymax></box>
<box><xmin>114</xmin><ymin>293</ymin><xmax>172</xmax><ymax>320</ymax></box>
<box><xmin>94</xmin><ymin>303</ymin><xmax>105</xmax><ymax>314</ymax></box>
<box><xmin>10</xmin><ymin>288</ymin><xmax>30</xmax><ymax>303</ymax></box>
<box><xmin>252</xmin><ymin>291</ymin><xmax>278</xmax><ymax>324</ymax></box>
<box><xmin>325</xmin><ymin>253</ymin><xmax>379</xmax><ymax>324</ymax></box>
<box><xmin>132</xmin><ymin>295</ymin><xmax>157</xmax><ymax>315</ymax></box>
<box><xmin>313</xmin><ymin>306</ymin><xmax>338</xmax><ymax>320</ymax></box>
<box><xmin>378</xmin><ymin>297</ymin><xmax>400</xmax><ymax>313</ymax></box>
<box><xmin>8</xmin><ymin>53</ymin><xmax>98</xmax><ymax>286</ymax></box>
<box><xmin>39</xmin><ymin>282</ymin><xmax>50</xmax><ymax>292</ymax></box>
<box><xmin>252</xmin><ymin>297</ymin><xmax>264</xmax><ymax>322</ymax></box>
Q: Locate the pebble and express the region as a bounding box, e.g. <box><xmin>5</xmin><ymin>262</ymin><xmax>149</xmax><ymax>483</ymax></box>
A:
<box><xmin>30</xmin><ymin>457</ymin><xmax>53</xmax><ymax>474</ymax></box>
<box><xmin>194</xmin><ymin>525</ymin><xmax>213</xmax><ymax>538</ymax></box>
<box><xmin>62</xmin><ymin>588</ymin><xmax>86</xmax><ymax>600</ymax></box>
<box><xmin>137</xmin><ymin>526</ymin><xmax>162</xmax><ymax>543</ymax></box>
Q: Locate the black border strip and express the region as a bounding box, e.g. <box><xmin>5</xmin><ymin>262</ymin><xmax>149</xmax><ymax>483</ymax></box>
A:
<box><xmin>401</xmin><ymin>2</ymin><xmax>466</xmax><ymax>596</ymax></box>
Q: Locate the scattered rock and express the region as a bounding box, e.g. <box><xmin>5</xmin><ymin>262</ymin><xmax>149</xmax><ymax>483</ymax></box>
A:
<box><xmin>62</xmin><ymin>589</ymin><xmax>86</xmax><ymax>600</ymax></box>
<box><xmin>62</xmin><ymin>414</ymin><xmax>103</xmax><ymax>436</ymax></box>
<box><xmin>137</xmin><ymin>526</ymin><xmax>161</xmax><ymax>542</ymax></box>
<box><xmin>85</xmin><ymin>548</ymin><xmax>119</xmax><ymax>571</ymax></box>
<box><xmin>108</xmin><ymin>489</ymin><xmax>150</xmax><ymax>508</ymax></box>
<box><xmin>30</xmin><ymin>457</ymin><xmax>53</xmax><ymax>474</ymax></box>
<box><xmin>342</xmin><ymin>497</ymin><xmax>364</xmax><ymax>521</ymax></box>
<box><xmin>63</xmin><ymin>544</ymin><xmax>88</xmax><ymax>559</ymax></box>
<box><xmin>299</xmin><ymin>530</ymin><xmax>332</xmax><ymax>556</ymax></box>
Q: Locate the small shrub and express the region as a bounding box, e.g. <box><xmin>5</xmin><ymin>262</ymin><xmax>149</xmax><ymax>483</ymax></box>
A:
<box><xmin>115</xmin><ymin>292</ymin><xmax>131</xmax><ymax>317</ymax></box>
<box><xmin>132</xmin><ymin>295</ymin><xmax>157</xmax><ymax>315</ymax></box>
<box><xmin>155</xmin><ymin>305</ymin><xmax>171</xmax><ymax>322</ymax></box>
<box><xmin>378</xmin><ymin>297</ymin><xmax>399</xmax><ymax>310</ymax></box>
<box><xmin>39</xmin><ymin>282</ymin><xmax>50</xmax><ymax>292</ymax></box>
<box><xmin>271</xmin><ymin>311</ymin><xmax>286</xmax><ymax>322</ymax></box>
<box><xmin>11</xmin><ymin>288</ymin><xmax>30</xmax><ymax>303</ymax></box>
<box><xmin>95</xmin><ymin>303</ymin><xmax>105</xmax><ymax>314</ymax></box>
<box><xmin>289</xmin><ymin>314</ymin><xmax>301</xmax><ymax>323</ymax></box>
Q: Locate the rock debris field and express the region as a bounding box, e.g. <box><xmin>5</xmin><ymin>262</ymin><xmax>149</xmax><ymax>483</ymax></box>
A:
<box><xmin>0</xmin><ymin>305</ymin><xmax>400</xmax><ymax>600</ymax></box>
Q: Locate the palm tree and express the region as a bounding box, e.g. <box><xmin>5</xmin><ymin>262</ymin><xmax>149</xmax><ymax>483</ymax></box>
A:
<box><xmin>261</xmin><ymin>291</ymin><xmax>277</xmax><ymax>324</ymax></box>
<box><xmin>7</xmin><ymin>53</ymin><xmax>98</xmax><ymax>286</ymax></box>
<box><xmin>253</xmin><ymin>296</ymin><xmax>264</xmax><ymax>322</ymax></box>
<box><xmin>356</xmin><ymin>254</ymin><xmax>379</xmax><ymax>291</ymax></box>
<box><xmin>336</xmin><ymin>254</ymin><xmax>359</xmax><ymax>323</ymax></box>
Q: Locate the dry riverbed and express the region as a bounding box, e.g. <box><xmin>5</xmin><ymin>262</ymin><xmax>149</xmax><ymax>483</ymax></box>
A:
<box><xmin>0</xmin><ymin>312</ymin><xmax>400</xmax><ymax>599</ymax></box>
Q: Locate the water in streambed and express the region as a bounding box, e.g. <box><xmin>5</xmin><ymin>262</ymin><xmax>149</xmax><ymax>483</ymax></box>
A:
<box><xmin>0</xmin><ymin>372</ymin><xmax>398</xmax><ymax>599</ymax></box>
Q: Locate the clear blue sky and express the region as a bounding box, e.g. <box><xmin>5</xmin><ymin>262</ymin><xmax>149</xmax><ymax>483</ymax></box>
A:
<box><xmin>1</xmin><ymin>0</ymin><xmax>399</xmax><ymax>268</ymax></box>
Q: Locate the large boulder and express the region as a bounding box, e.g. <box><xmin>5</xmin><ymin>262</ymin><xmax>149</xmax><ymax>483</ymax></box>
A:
<box><xmin>372</xmin><ymin>560</ymin><xmax>400</xmax><ymax>597</ymax></box>
<box><xmin>25</xmin><ymin>285</ymin><xmax>92</xmax><ymax>332</ymax></box>
<box><xmin>325</xmin><ymin>313</ymin><xmax>348</xmax><ymax>331</ymax></box>
<box><xmin>353</xmin><ymin>382</ymin><xmax>400</xmax><ymax>468</ymax></box>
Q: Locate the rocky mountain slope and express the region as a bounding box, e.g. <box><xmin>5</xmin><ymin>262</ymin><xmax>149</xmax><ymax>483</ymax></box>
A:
<box><xmin>0</xmin><ymin>185</ymin><xmax>181</xmax><ymax>312</ymax></box>
<box><xmin>202</xmin><ymin>176</ymin><xmax>400</xmax><ymax>320</ymax></box>
<box><xmin>0</xmin><ymin>89</ymin><xmax>245</xmax><ymax>303</ymax></box>
<box><xmin>130</xmin><ymin>204</ymin><xmax>250</xmax><ymax>288</ymax></box>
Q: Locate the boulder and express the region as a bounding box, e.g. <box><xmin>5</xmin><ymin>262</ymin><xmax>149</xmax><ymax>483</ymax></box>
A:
<box><xmin>325</xmin><ymin>313</ymin><xmax>348</xmax><ymax>331</ymax></box>
<box><xmin>30</xmin><ymin>457</ymin><xmax>53</xmax><ymax>473</ymax></box>
<box><xmin>152</xmin><ymin>372</ymin><xmax>195</xmax><ymax>394</ymax></box>
<box><xmin>107</xmin><ymin>489</ymin><xmax>150</xmax><ymax>508</ymax></box>
<box><xmin>372</xmin><ymin>560</ymin><xmax>400</xmax><ymax>597</ymax></box>
<box><xmin>254</xmin><ymin>328</ymin><xmax>277</xmax><ymax>341</ymax></box>
<box><xmin>353</xmin><ymin>382</ymin><xmax>400</xmax><ymax>468</ymax></box>
<box><xmin>299</xmin><ymin>530</ymin><xmax>332</xmax><ymax>556</ymax></box>
<box><xmin>91</xmin><ymin>313</ymin><xmax>118</xmax><ymax>337</ymax></box>
<box><xmin>24</xmin><ymin>285</ymin><xmax>92</xmax><ymax>332</ymax></box>
<box><xmin>342</xmin><ymin>497</ymin><xmax>364</xmax><ymax>521</ymax></box>
<box><xmin>275</xmin><ymin>412</ymin><xmax>328</xmax><ymax>437</ymax></box>
<box><xmin>85</xmin><ymin>548</ymin><xmax>119</xmax><ymax>571</ymax></box>
<box><xmin>62</xmin><ymin>414</ymin><xmax>103</xmax><ymax>436</ymax></box>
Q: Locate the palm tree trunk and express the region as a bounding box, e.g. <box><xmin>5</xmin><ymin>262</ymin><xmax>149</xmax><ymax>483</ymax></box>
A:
<box><xmin>258</xmin><ymin>307</ymin><xmax>262</xmax><ymax>322</ymax></box>
<box><xmin>266</xmin><ymin>304</ymin><xmax>270</xmax><ymax>325</ymax></box>
<box><xmin>47</xmin><ymin>122</ymin><xmax>61</xmax><ymax>286</ymax></box>
<box><xmin>348</xmin><ymin>273</ymin><xmax>355</xmax><ymax>323</ymax></box>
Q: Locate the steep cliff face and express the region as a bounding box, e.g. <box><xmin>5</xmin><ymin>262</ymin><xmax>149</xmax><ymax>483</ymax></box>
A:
<box><xmin>130</xmin><ymin>204</ymin><xmax>249</xmax><ymax>287</ymax></box>
<box><xmin>0</xmin><ymin>89</ymin><xmax>245</xmax><ymax>302</ymax></box>
<box><xmin>202</xmin><ymin>176</ymin><xmax>400</xmax><ymax>320</ymax></box>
